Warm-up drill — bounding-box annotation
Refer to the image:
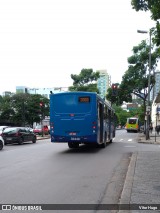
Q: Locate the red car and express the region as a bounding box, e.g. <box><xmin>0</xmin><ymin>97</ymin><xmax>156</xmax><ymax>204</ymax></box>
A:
<box><xmin>33</xmin><ymin>125</ymin><xmax>49</xmax><ymax>135</ymax></box>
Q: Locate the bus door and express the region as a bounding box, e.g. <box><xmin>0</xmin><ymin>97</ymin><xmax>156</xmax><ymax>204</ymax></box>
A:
<box><xmin>98</xmin><ymin>101</ymin><xmax>103</xmax><ymax>143</ymax></box>
<box><xmin>108</xmin><ymin>109</ymin><xmax>111</xmax><ymax>140</ymax></box>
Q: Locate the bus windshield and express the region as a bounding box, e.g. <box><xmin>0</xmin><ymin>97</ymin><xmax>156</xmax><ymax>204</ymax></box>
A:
<box><xmin>52</xmin><ymin>94</ymin><xmax>92</xmax><ymax>113</ymax></box>
<box><xmin>128</xmin><ymin>119</ymin><xmax>137</xmax><ymax>124</ymax></box>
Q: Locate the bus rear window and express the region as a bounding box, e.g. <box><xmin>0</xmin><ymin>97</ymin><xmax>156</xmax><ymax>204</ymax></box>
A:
<box><xmin>53</xmin><ymin>94</ymin><xmax>92</xmax><ymax>113</ymax></box>
<box><xmin>129</xmin><ymin>119</ymin><xmax>136</xmax><ymax>124</ymax></box>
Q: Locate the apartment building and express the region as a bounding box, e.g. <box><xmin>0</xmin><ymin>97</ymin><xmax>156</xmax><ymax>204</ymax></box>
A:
<box><xmin>97</xmin><ymin>70</ymin><xmax>111</xmax><ymax>100</ymax></box>
<box><xmin>151</xmin><ymin>70</ymin><xmax>160</xmax><ymax>101</ymax></box>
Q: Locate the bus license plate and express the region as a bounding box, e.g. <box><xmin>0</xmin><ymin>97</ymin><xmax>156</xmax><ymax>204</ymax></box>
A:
<box><xmin>6</xmin><ymin>137</ymin><xmax>12</xmax><ymax>140</ymax></box>
<box><xmin>71</xmin><ymin>137</ymin><xmax>80</xmax><ymax>141</ymax></box>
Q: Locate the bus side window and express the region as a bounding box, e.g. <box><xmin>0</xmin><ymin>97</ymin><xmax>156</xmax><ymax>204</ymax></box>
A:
<box><xmin>111</xmin><ymin>111</ymin><xmax>114</xmax><ymax>120</ymax></box>
<box><xmin>104</xmin><ymin>106</ymin><xmax>108</xmax><ymax>119</ymax></box>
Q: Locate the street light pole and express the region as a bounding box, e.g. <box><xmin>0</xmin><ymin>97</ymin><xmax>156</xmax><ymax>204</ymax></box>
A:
<box><xmin>137</xmin><ymin>29</ymin><xmax>151</xmax><ymax>140</ymax></box>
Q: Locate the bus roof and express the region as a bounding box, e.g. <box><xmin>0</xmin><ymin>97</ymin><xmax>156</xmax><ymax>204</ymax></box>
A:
<box><xmin>50</xmin><ymin>91</ymin><xmax>113</xmax><ymax>111</ymax></box>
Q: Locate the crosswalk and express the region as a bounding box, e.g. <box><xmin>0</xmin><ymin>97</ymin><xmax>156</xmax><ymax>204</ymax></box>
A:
<box><xmin>113</xmin><ymin>138</ymin><xmax>135</xmax><ymax>143</ymax></box>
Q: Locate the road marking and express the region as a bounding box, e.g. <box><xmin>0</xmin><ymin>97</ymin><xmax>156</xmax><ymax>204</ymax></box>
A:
<box><xmin>120</xmin><ymin>139</ymin><xmax>123</xmax><ymax>141</ymax></box>
<box><xmin>124</xmin><ymin>145</ymin><xmax>136</xmax><ymax>148</ymax></box>
<box><xmin>128</xmin><ymin>139</ymin><xmax>132</xmax><ymax>142</ymax></box>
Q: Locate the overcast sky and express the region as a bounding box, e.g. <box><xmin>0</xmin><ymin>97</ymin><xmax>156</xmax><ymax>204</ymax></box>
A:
<box><xmin>0</xmin><ymin>0</ymin><xmax>157</xmax><ymax>94</ymax></box>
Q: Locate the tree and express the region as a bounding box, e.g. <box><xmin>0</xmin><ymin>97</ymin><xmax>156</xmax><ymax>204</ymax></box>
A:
<box><xmin>107</xmin><ymin>40</ymin><xmax>159</xmax><ymax>107</ymax></box>
<box><xmin>0</xmin><ymin>95</ymin><xmax>15</xmax><ymax>125</ymax></box>
<box><xmin>69</xmin><ymin>68</ymin><xmax>100</xmax><ymax>92</ymax></box>
<box><xmin>25</xmin><ymin>94</ymin><xmax>49</xmax><ymax>127</ymax></box>
<box><xmin>112</xmin><ymin>105</ymin><xmax>131</xmax><ymax>126</ymax></box>
<box><xmin>112</xmin><ymin>105</ymin><xmax>144</xmax><ymax>127</ymax></box>
<box><xmin>106</xmin><ymin>84</ymin><xmax>132</xmax><ymax>106</ymax></box>
<box><xmin>131</xmin><ymin>0</ymin><xmax>160</xmax><ymax>46</ymax></box>
<box><xmin>0</xmin><ymin>94</ymin><xmax>49</xmax><ymax>127</ymax></box>
<box><xmin>121</xmin><ymin>40</ymin><xmax>159</xmax><ymax>105</ymax></box>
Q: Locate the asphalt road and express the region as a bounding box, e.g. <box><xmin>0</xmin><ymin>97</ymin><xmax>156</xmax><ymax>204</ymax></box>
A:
<box><xmin>0</xmin><ymin>130</ymin><xmax>159</xmax><ymax>212</ymax></box>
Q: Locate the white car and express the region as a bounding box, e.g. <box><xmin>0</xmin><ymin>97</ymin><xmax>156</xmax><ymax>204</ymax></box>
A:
<box><xmin>0</xmin><ymin>136</ymin><xmax>4</xmax><ymax>150</ymax></box>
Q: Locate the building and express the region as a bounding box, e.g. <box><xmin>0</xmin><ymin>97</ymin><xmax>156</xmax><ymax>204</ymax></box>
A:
<box><xmin>2</xmin><ymin>91</ymin><xmax>13</xmax><ymax>97</ymax></box>
<box><xmin>151</xmin><ymin>70</ymin><xmax>160</xmax><ymax>101</ymax></box>
<box><xmin>151</xmin><ymin>93</ymin><xmax>160</xmax><ymax>128</ymax></box>
<box><xmin>16</xmin><ymin>86</ymin><xmax>68</xmax><ymax>99</ymax></box>
<box><xmin>127</xmin><ymin>103</ymin><xmax>139</xmax><ymax>111</ymax></box>
<box><xmin>97</xmin><ymin>70</ymin><xmax>111</xmax><ymax>100</ymax></box>
<box><xmin>16</xmin><ymin>86</ymin><xmax>29</xmax><ymax>94</ymax></box>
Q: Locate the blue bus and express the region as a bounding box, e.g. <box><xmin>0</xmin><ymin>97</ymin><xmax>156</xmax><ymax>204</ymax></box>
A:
<box><xmin>50</xmin><ymin>92</ymin><xmax>116</xmax><ymax>148</ymax></box>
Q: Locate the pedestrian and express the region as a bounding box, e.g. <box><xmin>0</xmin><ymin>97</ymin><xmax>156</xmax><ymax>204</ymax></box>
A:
<box><xmin>156</xmin><ymin>125</ymin><xmax>160</xmax><ymax>135</ymax></box>
<box><xmin>149</xmin><ymin>124</ymin><xmax>153</xmax><ymax>134</ymax></box>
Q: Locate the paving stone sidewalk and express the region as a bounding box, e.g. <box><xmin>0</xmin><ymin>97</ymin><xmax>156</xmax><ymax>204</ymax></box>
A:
<box><xmin>118</xmin><ymin>132</ymin><xmax>160</xmax><ymax>213</ymax></box>
<box><xmin>138</xmin><ymin>131</ymin><xmax>160</xmax><ymax>144</ymax></box>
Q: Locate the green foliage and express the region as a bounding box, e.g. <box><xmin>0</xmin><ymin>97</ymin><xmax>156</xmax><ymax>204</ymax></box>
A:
<box><xmin>121</xmin><ymin>40</ymin><xmax>158</xmax><ymax>101</ymax></box>
<box><xmin>112</xmin><ymin>105</ymin><xmax>130</xmax><ymax>126</ymax></box>
<box><xmin>69</xmin><ymin>68</ymin><xmax>100</xmax><ymax>93</ymax></box>
<box><xmin>106</xmin><ymin>84</ymin><xmax>132</xmax><ymax>106</ymax></box>
<box><xmin>106</xmin><ymin>39</ymin><xmax>159</xmax><ymax>122</ymax></box>
<box><xmin>112</xmin><ymin>105</ymin><xmax>144</xmax><ymax>126</ymax></box>
<box><xmin>131</xmin><ymin>0</ymin><xmax>160</xmax><ymax>46</ymax></box>
<box><xmin>131</xmin><ymin>0</ymin><xmax>160</xmax><ymax>20</ymax></box>
<box><xmin>0</xmin><ymin>93</ymin><xmax>49</xmax><ymax>127</ymax></box>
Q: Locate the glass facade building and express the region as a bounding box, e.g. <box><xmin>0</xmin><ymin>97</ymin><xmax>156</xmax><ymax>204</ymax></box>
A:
<box><xmin>97</xmin><ymin>70</ymin><xmax>111</xmax><ymax>100</ymax></box>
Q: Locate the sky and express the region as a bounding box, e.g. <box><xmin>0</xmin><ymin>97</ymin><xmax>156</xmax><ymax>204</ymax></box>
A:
<box><xmin>0</xmin><ymin>0</ymin><xmax>158</xmax><ymax>95</ymax></box>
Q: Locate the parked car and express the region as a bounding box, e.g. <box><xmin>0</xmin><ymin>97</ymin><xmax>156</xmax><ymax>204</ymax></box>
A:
<box><xmin>33</xmin><ymin>125</ymin><xmax>49</xmax><ymax>135</ymax></box>
<box><xmin>48</xmin><ymin>125</ymin><xmax>50</xmax><ymax>134</ymax></box>
<box><xmin>2</xmin><ymin>127</ymin><xmax>37</xmax><ymax>145</ymax></box>
<box><xmin>0</xmin><ymin>136</ymin><xmax>4</xmax><ymax>150</ymax></box>
<box><xmin>0</xmin><ymin>126</ymin><xmax>9</xmax><ymax>136</ymax></box>
<box><xmin>26</xmin><ymin>127</ymin><xmax>33</xmax><ymax>132</ymax></box>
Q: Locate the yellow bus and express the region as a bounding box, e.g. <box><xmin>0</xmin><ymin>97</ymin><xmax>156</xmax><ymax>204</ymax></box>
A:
<box><xmin>126</xmin><ymin>117</ymin><xmax>140</xmax><ymax>133</ymax></box>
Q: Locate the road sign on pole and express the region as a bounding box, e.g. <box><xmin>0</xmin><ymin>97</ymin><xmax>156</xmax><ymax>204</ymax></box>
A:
<box><xmin>146</xmin><ymin>106</ymin><xmax>151</xmax><ymax>112</ymax></box>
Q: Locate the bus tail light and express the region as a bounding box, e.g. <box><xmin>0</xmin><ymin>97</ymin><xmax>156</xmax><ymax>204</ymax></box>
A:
<box><xmin>92</xmin><ymin>121</ymin><xmax>97</xmax><ymax>131</ymax></box>
<box><xmin>70</xmin><ymin>114</ymin><xmax>74</xmax><ymax>117</ymax></box>
<box><xmin>50</xmin><ymin>122</ymin><xmax>54</xmax><ymax>132</ymax></box>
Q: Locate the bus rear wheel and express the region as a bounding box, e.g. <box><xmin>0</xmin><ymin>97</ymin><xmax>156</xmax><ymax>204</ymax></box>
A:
<box><xmin>68</xmin><ymin>142</ymin><xmax>79</xmax><ymax>148</ymax></box>
<box><xmin>101</xmin><ymin>141</ymin><xmax>106</xmax><ymax>148</ymax></box>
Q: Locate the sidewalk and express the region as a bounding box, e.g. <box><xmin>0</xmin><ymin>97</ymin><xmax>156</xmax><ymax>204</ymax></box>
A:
<box><xmin>138</xmin><ymin>130</ymin><xmax>160</xmax><ymax>144</ymax></box>
<box><xmin>118</xmin><ymin>132</ymin><xmax>160</xmax><ymax>212</ymax></box>
<box><xmin>36</xmin><ymin>135</ymin><xmax>50</xmax><ymax>140</ymax></box>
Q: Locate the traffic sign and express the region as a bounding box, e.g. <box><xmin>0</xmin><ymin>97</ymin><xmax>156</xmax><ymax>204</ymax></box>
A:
<box><xmin>146</xmin><ymin>106</ymin><xmax>151</xmax><ymax>111</ymax></box>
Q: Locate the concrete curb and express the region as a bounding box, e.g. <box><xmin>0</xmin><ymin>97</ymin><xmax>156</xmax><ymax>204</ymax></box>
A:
<box><xmin>37</xmin><ymin>136</ymin><xmax>50</xmax><ymax>140</ymax></box>
<box><xmin>118</xmin><ymin>152</ymin><xmax>138</xmax><ymax>213</ymax></box>
<box><xmin>138</xmin><ymin>136</ymin><xmax>160</xmax><ymax>144</ymax></box>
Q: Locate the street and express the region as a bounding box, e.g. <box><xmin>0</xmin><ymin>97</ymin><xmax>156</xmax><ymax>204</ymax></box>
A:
<box><xmin>0</xmin><ymin>130</ymin><xmax>160</xmax><ymax>212</ymax></box>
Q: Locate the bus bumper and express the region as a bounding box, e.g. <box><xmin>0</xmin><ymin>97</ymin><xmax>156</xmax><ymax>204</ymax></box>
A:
<box><xmin>51</xmin><ymin>135</ymin><xmax>97</xmax><ymax>143</ymax></box>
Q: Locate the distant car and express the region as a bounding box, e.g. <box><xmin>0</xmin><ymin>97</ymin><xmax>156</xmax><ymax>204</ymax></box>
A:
<box><xmin>0</xmin><ymin>136</ymin><xmax>4</xmax><ymax>150</ymax></box>
<box><xmin>2</xmin><ymin>127</ymin><xmax>37</xmax><ymax>145</ymax></box>
<box><xmin>33</xmin><ymin>125</ymin><xmax>49</xmax><ymax>135</ymax></box>
<box><xmin>48</xmin><ymin>125</ymin><xmax>50</xmax><ymax>134</ymax></box>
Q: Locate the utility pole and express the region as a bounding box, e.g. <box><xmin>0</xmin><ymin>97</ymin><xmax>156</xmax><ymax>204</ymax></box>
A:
<box><xmin>137</xmin><ymin>29</ymin><xmax>152</xmax><ymax>140</ymax></box>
